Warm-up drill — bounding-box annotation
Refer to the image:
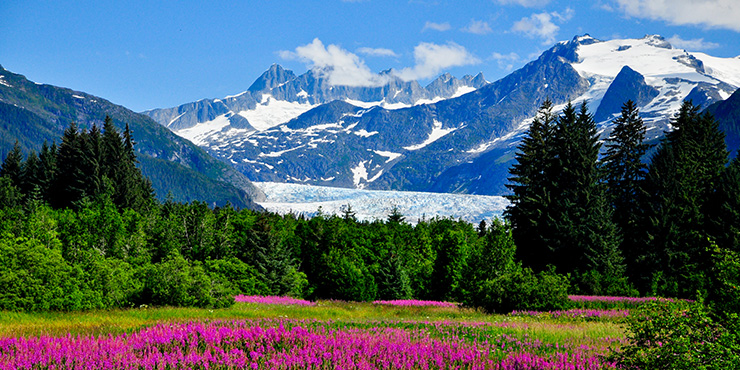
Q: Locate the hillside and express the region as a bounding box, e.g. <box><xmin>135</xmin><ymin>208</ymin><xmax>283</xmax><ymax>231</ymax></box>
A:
<box><xmin>0</xmin><ymin>66</ymin><xmax>264</xmax><ymax>208</ymax></box>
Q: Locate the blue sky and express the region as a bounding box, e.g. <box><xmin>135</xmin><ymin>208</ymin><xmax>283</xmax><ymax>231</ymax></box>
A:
<box><xmin>1</xmin><ymin>0</ymin><xmax>738</xmax><ymax>112</ymax></box>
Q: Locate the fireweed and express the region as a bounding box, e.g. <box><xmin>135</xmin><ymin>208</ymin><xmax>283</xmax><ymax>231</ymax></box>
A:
<box><xmin>0</xmin><ymin>319</ymin><xmax>620</xmax><ymax>369</ymax></box>
<box><xmin>234</xmin><ymin>295</ymin><xmax>315</xmax><ymax>306</ymax></box>
<box><xmin>373</xmin><ymin>299</ymin><xmax>459</xmax><ymax>308</ymax></box>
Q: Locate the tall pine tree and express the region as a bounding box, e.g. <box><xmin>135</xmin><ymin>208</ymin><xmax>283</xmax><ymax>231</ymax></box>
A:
<box><xmin>37</xmin><ymin>141</ymin><xmax>57</xmax><ymax>202</ymax></box>
<box><xmin>549</xmin><ymin>102</ymin><xmax>623</xmax><ymax>282</ymax></box>
<box><xmin>707</xmin><ymin>157</ymin><xmax>740</xmax><ymax>252</ymax></box>
<box><xmin>602</xmin><ymin>100</ymin><xmax>650</xmax><ymax>284</ymax></box>
<box><xmin>505</xmin><ymin>99</ymin><xmax>557</xmax><ymax>271</ymax></box>
<box><xmin>53</xmin><ymin>122</ymin><xmax>88</xmax><ymax>208</ymax></box>
<box><xmin>0</xmin><ymin>140</ymin><xmax>23</xmax><ymax>188</ymax></box>
<box><xmin>641</xmin><ymin>101</ymin><xmax>728</xmax><ymax>297</ymax></box>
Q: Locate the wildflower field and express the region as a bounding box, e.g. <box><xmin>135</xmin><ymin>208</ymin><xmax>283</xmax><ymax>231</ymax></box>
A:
<box><xmin>0</xmin><ymin>296</ymin><xmax>641</xmax><ymax>369</ymax></box>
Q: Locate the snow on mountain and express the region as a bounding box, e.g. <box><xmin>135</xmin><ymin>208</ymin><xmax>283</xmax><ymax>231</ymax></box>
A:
<box><xmin>403</xmin><ymin>120</ymin><xmax>457</xmax><ymax>151</ymax></box>
<box><xmin>569</xmin><ymin>35</ymin><xmax>738</xmax><ymax>125</ymax></box>
<box><xmin>255</xmin><ymin>182</ymin><xmax>508</xmax><ymax>224</ymax></box>
<box><xmin>236</xmin><ymin>94</ymin><xmax>317</xmax><ymax>131</ymax></box>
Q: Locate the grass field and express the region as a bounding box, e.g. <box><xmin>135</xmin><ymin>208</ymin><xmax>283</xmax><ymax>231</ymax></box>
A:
<box><xmin>0</xmin><ymin>299</ymin><xmax>627</xmax><ymax>369</ymax></box>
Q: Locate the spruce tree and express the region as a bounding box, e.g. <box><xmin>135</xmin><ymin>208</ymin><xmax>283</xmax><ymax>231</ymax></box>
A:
<box><xmin>549</xmin><ymin>103</ymin><xmax>616</xmax><ymax>273</ymax></box>
<box><xmin>20</xmin><ymin>150</ymin><xmax>40</xmax><ymax>197</ymax></box>
<box><xmin>84</xmin><ymin>123</ymin><xmax>105</xmax><ymax>197</ymax></box>
<box><xmin>0</xmin><ymin>140</ymin><xmax>23</xmax><ymax>188</ymax></box>
<box><xmin>505</xmin><ymin>99</ymin><xmax>557</xmax><ymax>270</ymax></box>
<box><xmin>642</xmin><ymin>101</ymin><xmax>728</xmax><ymax>297</ymax></box>
<box><xmin>53</xmin><ymin>122</ymin><xmax>88</xmax><ymax>208</ymax></box>
<box><xmin>602</xmin><ymin>100</ymin><xmax>650</xmax><ymax>282</ymax></box>
<box><xmin>707</xmin><ymin>157</ymin><xmax>740</xmax><ymax>252</ymax></box>
<box><xmin>37</xmin><ymin>141</ymin><xmax>57</xmax><ymax>203</ymax></box>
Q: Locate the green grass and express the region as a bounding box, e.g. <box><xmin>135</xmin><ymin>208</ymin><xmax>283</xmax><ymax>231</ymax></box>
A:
<box><xmin>0</xmin><ymin>300</ymin><xmax>626</xmax><ymax>346</ymax></box>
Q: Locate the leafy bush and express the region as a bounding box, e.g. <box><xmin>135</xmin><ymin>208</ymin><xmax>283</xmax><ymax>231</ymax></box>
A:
<box><xmin>0</xmin><ymin>236</ymin><xmax>84</xmax><ymax>311</ymax></box>
<box><xmin>471</xmin><ymin>265</ymin><xmax>570</xmax><ymax>313</ymax></box>
<box><xmin>613</xmin><ymin>299</ymin><xmax>740</xmax><ymax>369</ymax></box>
<box><xmin>205</xmin><ymin>257</ymin><xmax>270</xmax><ymax>296</ymax></box>
<box><xmin>141</xmin><ymin>253</ymin><xmax>235</xmax><ymax>308</ymax></box>
<box><xmin>572</xmin><ymin>269</ymin><xmax>638</xmax><ymax>297</ymax></box>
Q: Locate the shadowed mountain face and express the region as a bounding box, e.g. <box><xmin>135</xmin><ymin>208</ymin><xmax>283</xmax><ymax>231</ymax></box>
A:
<box><xmin>0</xmin><ymin>65</ymin><xmax>264</xmax><ymax>209</ymax></box>
<box><xmin>706</xmin><ymin>88</ymin><xmax>740</xmax><ymax>159</ymax></box>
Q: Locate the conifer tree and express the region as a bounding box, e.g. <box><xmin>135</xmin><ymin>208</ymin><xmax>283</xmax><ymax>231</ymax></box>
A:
<box><xmin>602</xmin><ymin>100</ymin><xmax>650</xmax><ymax>281</ymax></box>
<box><xmin>641</xmin><ymin>101</ymin><xmax>728</xmax><ymax>297</ymax></box>
<box><xmin>84</xmin><ymin>123</ymin><xmax>105</xmax><ymax>197</ymax></box>
<box><xmin>20</xmin><ymin>150</ymin><xmax>40</xmax><ymax>196</ymax></box>
<box><xmin>505</xmin><ymin>99</ymin><xmax>557</xmax><ymax>270</ymax></box>
<box><xmin>37</xmin><ymin>141</ymin><xmax>57</xmax><ymax>202</ymax></box>
<box><xmin>549</xmin><ymin>102</ymin><xmax>622</xmax><ymax>278</ymax></box>
<box><xmin>707</xmin><ymin>157</ymin><xmax>740</xmax><ymax>252</ymax></box>
<box><xmin>53</xmin><ymin>122</ymin><xmax>88</xmax><ymax>208</ymax></box>
<box><xmin>0</xmin><ymin>140</ymin><xmax>23</xmax><ymax>188</ymax></box>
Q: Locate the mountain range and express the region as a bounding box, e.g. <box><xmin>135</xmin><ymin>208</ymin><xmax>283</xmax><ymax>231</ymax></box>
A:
<box><xmin>3</xmin><ymin>34</ymin><xmax>740</xmax><ymax>207</ymax></box>
<box><xmin>0</xmin><ymin>66</ymin><xmax>264</xmax><ymax>209</ymax></box>
<box><xmin>144</xmin><ymin>34</ymin><xmax>740</xmax><ymax>195</ymax></box>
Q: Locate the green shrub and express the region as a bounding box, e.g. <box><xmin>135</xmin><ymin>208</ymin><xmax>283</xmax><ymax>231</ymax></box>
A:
<box><xmin>471</xmin><ymin>265</ymin><xmax>570</xmax><ymax>313</ymax></box>
<box><xmin>0</xmin><ymin>236</ymin><xmax>83</xmax><ymax>311</ymax></box>
<box><xmin>613</xmin><ymin>299</ymin><xmax>740</xmax><ymax>369</ymax></box>
<box><xmin>205</xmin><ymin>257</ymin><xmax>270</xmax><ymax>296</ymax></box>
<box><xmin>142</xmin><ymin>253</ymin><xmax>235</xmax><ymax>308</ymax></box>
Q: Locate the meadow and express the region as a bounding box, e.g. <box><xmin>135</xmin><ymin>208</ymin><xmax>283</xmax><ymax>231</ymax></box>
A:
<box><xmin>0</xmin><ymin>296</ymin><xmax>629</xmax><ymax>369</ymax></box>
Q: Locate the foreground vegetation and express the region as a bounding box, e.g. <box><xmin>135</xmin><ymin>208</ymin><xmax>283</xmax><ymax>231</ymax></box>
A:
<box><xmin>4</xmin><ymin>296</ymin><xmax>736</xmax><ymax>369</ymax></box>
<box><xmin>1</xmin><ymin>298</ymin><xmax>627</xmax><ymax>369</ymax></box>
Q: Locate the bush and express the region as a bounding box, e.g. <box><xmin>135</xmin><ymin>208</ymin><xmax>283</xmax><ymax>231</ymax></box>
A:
<box><xmin>471</xmin><ymin>265</ymin><xmax>570</xmax><ymax>313</ymax></box>
<box><xmin>572</xmin><ymin>269</ymin><xmax>638</xmax><ymax>297</ymax></box>
<box><xmin>205</xmin><ymin>257</ymin><xmax>270</xmax><ymax>296</ymax></box>
<box><xmin>0</xmin><ymin>236</ymin><xmax>84</xmax><ymax>311</ymax></box>
<box><xmin>613</xmin><ymin>299</ymin><xmax>740</xmax><ymax>369</ymax></box>
<box><xmin>141</xmin><ymin>253</ymin><xmax>235</xmax><ymax>308</ymax></box>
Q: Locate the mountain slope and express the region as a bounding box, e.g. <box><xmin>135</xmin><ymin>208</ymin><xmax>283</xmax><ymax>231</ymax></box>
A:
<box><xmin>0</xmin><ymin>65</ymin><xmax>264</xmax><ymax>208</ymax></box>
<box><xmin>706</xmin><ymin>88</ymin><xmax>740</xmax><ymax>159</ymax></box>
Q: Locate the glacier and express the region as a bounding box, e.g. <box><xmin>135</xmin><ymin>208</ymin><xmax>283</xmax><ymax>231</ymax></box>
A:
<box><xmin>255</xmin><ymin>182</ymin><xmax>509</xmax><ymax>224</ymax></box>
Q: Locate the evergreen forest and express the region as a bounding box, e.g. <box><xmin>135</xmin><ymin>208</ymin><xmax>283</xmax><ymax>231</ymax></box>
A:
<box><xmin>0</xmin><ymin>101</ymin><xmax>738</xmax><ymax>317</ymax></box>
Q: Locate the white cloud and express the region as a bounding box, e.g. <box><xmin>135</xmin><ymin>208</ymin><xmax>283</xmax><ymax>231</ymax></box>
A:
<box><xmin>394</xmin><ymin>42</ymin><xmax>481</xmax><ymax>81</ymax></box>
<box><xmin>512</xmin><ymin>13</ymin><xmax>560</xmax><ymax>44</ymax></box>
<box><xmin>667</xmin><ymin>35</ymin><xmax>720</xmax><ymax>51</ymax></box>
<box><xmin>511</xmin><ymin>8</ymin><xmax>572</xmax><ymax>45</ymax></box>
<box><xmin>423</xmin><ymin>21</ymin><xmax>452</xmax><ymax>32</ymax></box>
<box><xmin>463</xmin><ymin>19</ymin><xmax>493</xmax><ymax>35</ymax></box>
<box><xmin>495</xmin><ymin>0</ymin><xmax>551</xmax><ymax>7</ymax></box>
<box><xmin>491</xmin><ymin>52</ymin><xmax>520</xmax><ymax>71</ymax></box>
<box><xmin>615</xmin><ymin>0</ymin><xmax>740</xmax><ymax>32</ymax></box>
<box><xmin>279</xmin><ymin>38</ymin><xmax>389</xmax><ymax>87</ymax></box>
<box><xmin>357</xmin><ymin>47</ymin><xmax>399</xmax><ymax>57</ymax></box>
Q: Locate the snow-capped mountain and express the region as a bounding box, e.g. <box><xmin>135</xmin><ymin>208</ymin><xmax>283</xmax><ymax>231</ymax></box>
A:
<box><xmin>150</xmin><ymin>35</ymin><xmax>740</xmax><ymax>196</ymax></box>
<box><xmin>143</xmin><ymin>65</ymin><xmax>486</xmax><ymax>145</ymax></box>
